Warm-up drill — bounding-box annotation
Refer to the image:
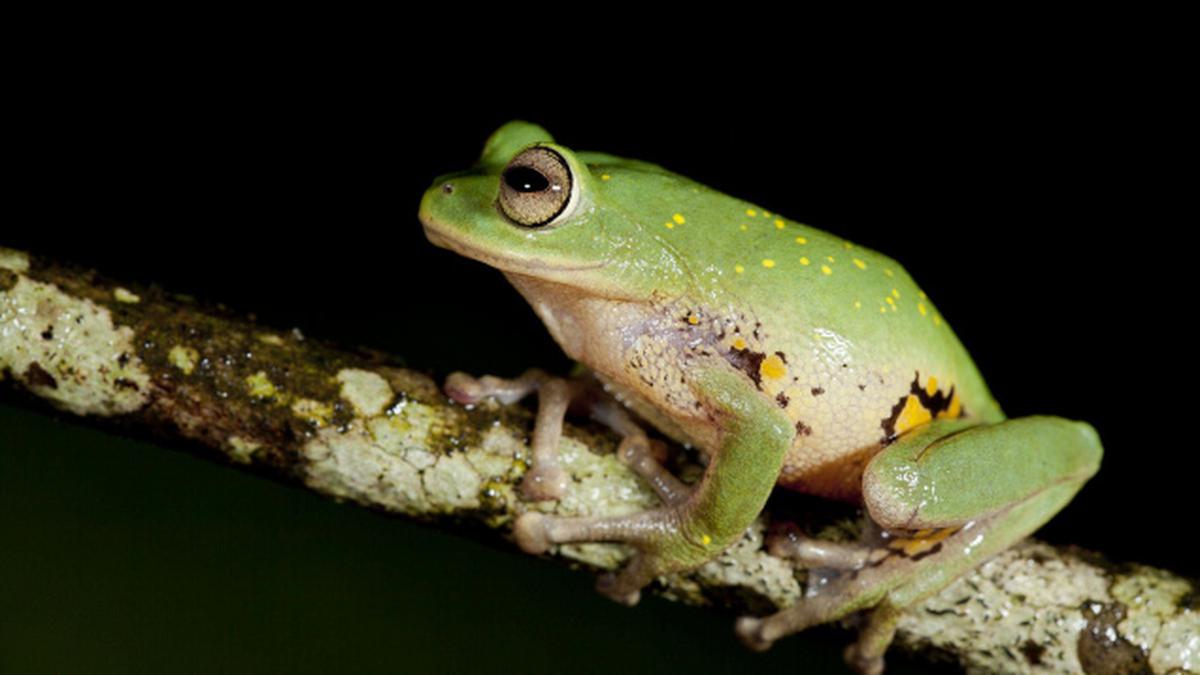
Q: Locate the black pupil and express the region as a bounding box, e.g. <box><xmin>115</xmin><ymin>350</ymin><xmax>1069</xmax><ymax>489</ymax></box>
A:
<box><xmin>504</xmin><ymin>166</ymin><xmax>550</xmax><ymax>193</ymax></box>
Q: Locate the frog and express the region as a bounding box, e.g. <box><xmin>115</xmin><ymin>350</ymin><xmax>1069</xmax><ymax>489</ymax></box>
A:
<box><xmin>417</xmin><ymin>121</ymin><xmax>1102</xmax><ymax>674</ymax></box>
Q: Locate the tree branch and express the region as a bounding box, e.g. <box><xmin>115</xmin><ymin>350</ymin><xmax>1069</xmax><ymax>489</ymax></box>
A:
<box><xmin>1</xmin><ymin>246</ymin><xmax>1195</xmax><ymax>674</ymax></box>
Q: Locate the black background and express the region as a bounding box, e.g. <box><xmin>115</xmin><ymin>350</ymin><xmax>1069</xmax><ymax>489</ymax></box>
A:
<box><xmin>1</xmin><ymin>50</ymin><xmax>1192</xmax><ymax>675</ymax></box>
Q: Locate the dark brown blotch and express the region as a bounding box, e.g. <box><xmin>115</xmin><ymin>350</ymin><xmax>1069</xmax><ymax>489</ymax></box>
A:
<box><xmin>1076</xmin><ymin>600</ymin><xmax>1150</xmax><ymax>675</ymax></box>
<box><xmin>723</xmin><ymin>348</ymin><xmax>766</xmax><ymax>388</ymax></box>
<box><xmin>24</xmin><ymin>362</ymin><xmax>58</xmax><ymax>389</ymax></box>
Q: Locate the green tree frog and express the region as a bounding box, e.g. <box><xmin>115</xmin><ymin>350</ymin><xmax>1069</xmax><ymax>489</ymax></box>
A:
<box><xmin>418</xmin><ymin>122</ymin><xmax>1102</xmax><ymax>674</ymax></box>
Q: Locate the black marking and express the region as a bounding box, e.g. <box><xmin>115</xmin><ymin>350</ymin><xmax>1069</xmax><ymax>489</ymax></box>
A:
<box><xmin>880</xmin><ymin>371</ymin><xmax>960</xmax><ymax>441</ymax></box>
<box><xmin>114</xmin><ymin>378</ymin><xmax>139</xmax><ymax>391</ymax></box>
<box><xmin>774</xmin><ymin>351</ymin><xmax>788</xmax><ymax>364</ymax></box>
<box><xmin>1021</xmin><ymin>640</ymin><xmax>1046</xmax><ymax>666</ymax></box>
<box><xmin>794</xmin><ymin>420</ymin><xmax>812</xmax><ymax>436</ymax></box>
<box><xmin>811</xmin><ymin>386</ymin><xmax>824</xmax><ymax>396</ymax></box>
<box><xmin>41</xmin><ymin>327</ymin><xmax>54</xmax><ymax>340</ymax></box>
<box><xmin>775</xmin><ymin>391</ymin><xmax>790</xmax><ymax>408</ymax></box>
<box><xmin>858</xmin><ymin>383</ymin><xmax>867</xmax><ymax>391</ymax></box>
<box><xmin>723</xmin><ymin>347</ymin><xmax>766</xmax><ymax>388</ymax></box>
<box><xmin>24</xmin><ymin>362</ymin><xmax>57</xmax><ymax>389</ymax></box>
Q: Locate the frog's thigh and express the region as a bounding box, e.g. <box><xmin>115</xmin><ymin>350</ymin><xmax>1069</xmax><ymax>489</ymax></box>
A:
<box><xmin>862</xmin><ymin>416</ymin><xmax>1102</xmax><ymax>532</ymax></box>
<box><xmin>514</xmin><ymin>368</ymin><xmax>793</xmax><ymax>605</ymax></box>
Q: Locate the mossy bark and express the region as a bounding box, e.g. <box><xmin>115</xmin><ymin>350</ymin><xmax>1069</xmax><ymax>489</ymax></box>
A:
<box><xmin>1</xmin><ymin>246</ymin><xmax>1195</xmax><ymax>674</ymax></box>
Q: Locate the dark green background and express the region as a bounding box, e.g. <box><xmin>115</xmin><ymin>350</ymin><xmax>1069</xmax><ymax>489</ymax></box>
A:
<box><xmin>3</xmin><ymin>54</ymin><xmax>1188</xmax><ymax>674</ymax></box>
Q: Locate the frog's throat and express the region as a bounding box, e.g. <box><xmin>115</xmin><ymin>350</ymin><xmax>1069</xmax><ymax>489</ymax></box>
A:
<box><xmin>422</xmin><ymin>221</ymin><xmax>607</xmax><ymax>275</ymax></box>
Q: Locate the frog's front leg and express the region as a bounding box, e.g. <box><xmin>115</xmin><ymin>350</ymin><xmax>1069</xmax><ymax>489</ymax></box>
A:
<box><xmin>738</xmin><ymin>416</ymin><xmax>1102</xmax><ymax>675</ymax></box>
<box><xmin>514</xmin><ymin>368</ymin><xmax>794</xmax><ymax>605</ymax></box>
<box><xmin>446</xmin><ymin>368</ymin><xmax>574</xmax><ymax>500</ymax></box>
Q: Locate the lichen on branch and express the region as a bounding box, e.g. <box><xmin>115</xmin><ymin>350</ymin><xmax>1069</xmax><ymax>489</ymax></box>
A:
<box><xmin>1</xmin><ymin>246</ymin><xmax>1196</xmax><ymax>674</ymax></box>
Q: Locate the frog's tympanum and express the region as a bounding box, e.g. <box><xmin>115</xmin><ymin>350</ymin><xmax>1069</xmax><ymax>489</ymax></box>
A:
<box><xmin>419</xmin><ymin>122</ymin><xmax>1101</xmax><ymax>674</ymax></box>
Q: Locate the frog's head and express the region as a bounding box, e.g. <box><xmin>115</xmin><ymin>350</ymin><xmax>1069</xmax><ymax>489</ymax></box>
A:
<box><xmin>419</xmin><ymin>121</ymin><xmax>688</xmax><ymax>301</ymax></box>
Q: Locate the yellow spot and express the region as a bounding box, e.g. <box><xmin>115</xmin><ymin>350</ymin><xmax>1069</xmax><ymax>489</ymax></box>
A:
<box><xmin>600</xmin><ymin>173</ymin><xmax>611</xmax><ymax>181</ymax></box>
<box><xmin>918</xmin><ymin>303</ymin><xmax>928</xmax><ymax>316</ymax></box>
<box><xmin>854</xmin><ymin>300</ymin><xmax>862</xmax><ymax>309</ymax></box>
<box><xmin>827</xmin><ymin>255</ymin><xmax>835</xmax><ymax>263</ymax></box>
<box><xmin>113</xmin><ymin>287</ymin><xmax>141</xmax><ymax>304</ymax></box>
<box><xmin>794</xmin><ymin>236</ymin><xmax>807</xmax><ymax>244</ymax></box>
<box><xmin>245</xmin><ymin>371</ymin><xmax>282</xmax><ymax>401</ymax></box>
<box><xmin>687</xmin><ymin>313</ymin><xmax>700</xmax><ymax>325</ymax></box>
<box><xmin>673</xmin><ymin>213</ymin><xmax>686</xmax><ymax>225</ymax></box>
<box><xmin>292</xmin><ymin>398</ymin><xmax>334</xmax><ymax>426</ymax></box>
<box><xmin>884</xmin><ymin>268</ymin><xmax>895</xmax><ymax>277</ymax></box>
<box><xmin>919</xmin><ymin>290</ymin><xmax>927</xmax><ymax>300</ymax></box>
<box><xmin>821</xmin><ymin>265</ymin><xmax>832</xmax><ymax>275</ymax></box>
<box><xmin>880</xmin><ymin>306</ymin><xmax>887</xmax><ymax>314</ymax></box>
<box><xmin>843</xmin><ymin>241</ymin><xmax>853</xmax><ymax>249</ymax></box>
<box><xmin>762</xmin><ymin>210</ymin><xmax>772</xmax><ymax>217</ymax></box>
<box><xmin>889</xmin><ymin>527</ymin><xmax>956</xmax><ymax>556</ymax></box>
<box><xmin>853</xmin><ymin>258</ymin><xmax>867</xmax><ymax>270</ymax></box>
<box><xmin>894</xmin><ymin>394</ymin><xmax>933</xmax><ymax>435</ymax></box>
<box><xmin>731</xmin><ymin>337</ymin><xmax>748</xmax><ymax>350</ymax></box>
<box><xmin>925</xmin><ymin>376</ymin><xmax>939</xmax><ymax>397</ymax></box>
<box><xmin>740</xmin><ymin>223</ymin><xmax>748</xmax><ymax>231</ymax></box>
<box><xmin>799</xmin><ymin>256</ymin><xmax>810</xmax><ymax>265</ymax></box>
<box><xmin>762</xmin><ymin>258</ymin><xmax>776</xmax><ymax>268</ymax></box>
<box><xmin>760</xmin><ymin>353</ymin><xmax>787</xmax><ymax>380</ymax></box>
<box><xmin>933</xmin><ymin>314</ymin><xmax>942</xmax><ymax>326</ymax></box>
<box><xmin>734</xmin><ymin>264</ymin><xmax>745</xmax><ymax>274</ymax></box>
<box><xmin>939</xmin><ymin>392</ymin><xmax>963</xmax><ymax>419</ymax></box>
<box><xmin>885</xmin><ymin>296</ymin><xmax>896</xmax><ymax>306</ymax></box>
<box><xmin>701</xmin><ymin>533</ymin><xmax>712</xmax><ymax>546</ymax></box>
<box><xmin>892</xmin><ymin>288</ymin><xmax>901</xmax><ymax>299</ymax></box>
<box><xmin>774</xmin><ymin>219</ymin><xmax>785</xmax><ymax>229</ymax></box>
<box><xmin>168</xmin><ymin>345</ymin><xmax>199</xmax><ymax>375</ymax></box>
<box><xmin>664</xmin><ymin>221</ymin><xmax>674</xmax><ymax>229</ymax></box>
<box><xmin>746</xmin><ymin>208</ymin><xmax>757</xmax><ymax>217</ymax></box>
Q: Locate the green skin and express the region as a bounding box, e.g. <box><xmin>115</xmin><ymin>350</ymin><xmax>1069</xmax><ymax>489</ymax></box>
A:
<box><xmin>419</xmin><ymin>122</ymin><xmax>1102</xmax><ymax>673</ymax></box>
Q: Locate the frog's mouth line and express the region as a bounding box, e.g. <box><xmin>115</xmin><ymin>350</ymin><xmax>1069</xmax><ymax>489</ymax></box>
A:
<box><xmin>421</xmin><ymin>218</ymin><xmax>607</xmax><ymax>274</ymax></box>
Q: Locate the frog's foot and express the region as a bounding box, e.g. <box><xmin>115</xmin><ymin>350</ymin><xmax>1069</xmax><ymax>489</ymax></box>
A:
<box><xmin>766</xmin><ymin>522</ymin><xmax>882</xmax><ymax>570</ymax></box>
<box><xmin>514</xmin><ymin>506</ymin><xmax>707</xmax><ymax>606</ymax></box>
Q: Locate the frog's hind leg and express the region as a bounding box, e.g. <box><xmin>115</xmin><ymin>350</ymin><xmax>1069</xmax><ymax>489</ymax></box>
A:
<box><xmin>737</xmin><ymin>416</ymin><xmax>1102</xmax><ymax>675</ymax></box>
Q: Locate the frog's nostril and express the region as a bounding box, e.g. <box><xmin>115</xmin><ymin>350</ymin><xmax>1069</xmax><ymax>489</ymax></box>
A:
<box><xmin>442</xmin><ymin>182</ymin><xmax>455</xmax><ymax>195</ymax></box>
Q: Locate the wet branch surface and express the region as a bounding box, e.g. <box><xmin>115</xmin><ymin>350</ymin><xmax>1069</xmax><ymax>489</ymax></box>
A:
<box><xmin>1</xmin><ymin>246</ymin><xmax>1195</xmax><ymax>674</ymax></box>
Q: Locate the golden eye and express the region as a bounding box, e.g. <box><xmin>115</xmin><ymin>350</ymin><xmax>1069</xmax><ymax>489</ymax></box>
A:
<box><xmin>498</xmin><ymin>147</ymin><xmax>573</xmax><ymax>227</ymax></box>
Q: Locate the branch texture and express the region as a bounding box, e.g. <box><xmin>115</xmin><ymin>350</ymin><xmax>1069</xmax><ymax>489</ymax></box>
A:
<box><xmin>1</xmin><ymin>246</ymin><xmax>1195</xmax><ymax>674</ymax></box>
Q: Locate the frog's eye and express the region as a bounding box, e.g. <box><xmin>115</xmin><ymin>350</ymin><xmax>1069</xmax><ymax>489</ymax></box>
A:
<box><xmin>498</xmin><ymin>147</ymin><xmax>574</xmax><ymax>227</ymax></box>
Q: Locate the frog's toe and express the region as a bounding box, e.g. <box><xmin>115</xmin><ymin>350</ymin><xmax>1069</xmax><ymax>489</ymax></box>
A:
<box><xmin>443</xmin><ymin>371</ymin><xmax>486</xmax><ymax>404</ymax></box>
<box><xmin>734</xmin><ymin>616</ymin><xmax>774</xmax><ymax>652</ymax></box>
<box><xmin>595</xmin><ymin>570</ymin><xmax>642</xmax><ymax>606</ymax></box>
<box><xmin>765</xmin><ymin>522</ymin><xmax>876</xmax><ymax>570</ymax></box>
<box><xmin>843</xmin><ymin>643</ymin><xmax>885</xmax><ymax>675</ymax></box>
<box><xmin>519</xmin><ymin>464</ymin><xmax>569</xmax><ymax>501</ymax></box>
<box><xmin>614</xmin><ymin>435</ymin><xmax>690</xmax><ymax>505</ymax></box>
<box><xmin>512</xmin><ymin>512</ymin><xmax>553</xmax><ymax>554</ymax></box>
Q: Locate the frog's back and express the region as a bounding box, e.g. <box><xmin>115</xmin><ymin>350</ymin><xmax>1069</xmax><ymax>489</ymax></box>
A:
<box><xmin>593</xmin><ymin>165</ymin><xmax>1005</xmax><ymax>500</ymax></box>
